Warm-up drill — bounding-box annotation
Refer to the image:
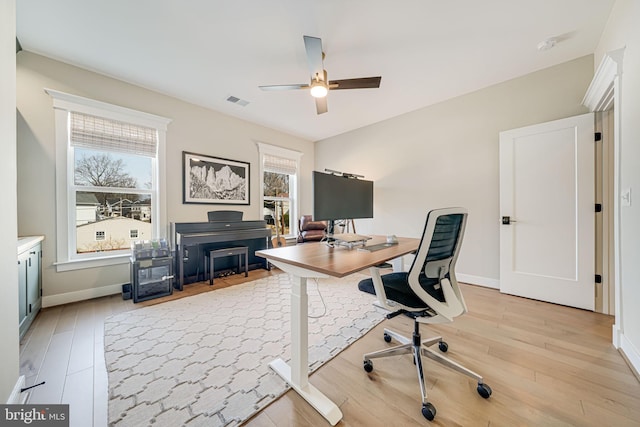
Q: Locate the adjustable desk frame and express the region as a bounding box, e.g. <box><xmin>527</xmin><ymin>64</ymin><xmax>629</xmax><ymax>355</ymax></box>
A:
<box><xmin>256</xmin><ymin>236</ymin><xmax>419</xmax><ymax>425</ymax></box>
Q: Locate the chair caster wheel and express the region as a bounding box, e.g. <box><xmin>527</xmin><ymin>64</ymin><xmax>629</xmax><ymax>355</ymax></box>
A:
<box><xmin>422</xmin><ymin>402</ymin><xmax>436</xmax><ymax>421</ymax></box>
<box><xmin>363</xmin><ymin>359</ymin><xmax>373</xmax><ymax>373</ymax></box>
<box><xmin>477</xmin><ymin>382</ymin><xmax>492</xmax><ymax>399</ymax></box>
<box><xmin>383</xmin><ymin>333</ymin><xmax>392</xmax><ymax>343</ymax></box>
<box><xmin>438</xmin><ymin>341</ymin><xmax>448</xmax><ymax>352</ymax></box>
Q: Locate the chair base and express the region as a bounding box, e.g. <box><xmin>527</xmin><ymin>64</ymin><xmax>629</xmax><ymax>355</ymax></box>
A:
<box><xmin>363</xmin><ymin>324</ymin><xmax>491</xmax><ymax>420</ymax></box>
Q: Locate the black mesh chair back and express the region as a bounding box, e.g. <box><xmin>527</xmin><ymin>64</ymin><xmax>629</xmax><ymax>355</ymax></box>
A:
<box><xmin>406</xmin><ymin>210</ymin><xmax>467</xmax><ymax>308</ymax></box>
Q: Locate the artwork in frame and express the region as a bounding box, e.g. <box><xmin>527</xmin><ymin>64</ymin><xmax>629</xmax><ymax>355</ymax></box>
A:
<box><xmin>183</xmin><ymin>151</ymin><xmax>250</xmax><ymax>205</ymax></box>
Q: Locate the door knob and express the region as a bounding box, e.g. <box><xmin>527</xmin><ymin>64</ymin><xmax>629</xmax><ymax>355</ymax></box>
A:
<box><xmin>501</xmin><ymin>216</ymin><xmax>517</xmax><ymax>225</ymax></box>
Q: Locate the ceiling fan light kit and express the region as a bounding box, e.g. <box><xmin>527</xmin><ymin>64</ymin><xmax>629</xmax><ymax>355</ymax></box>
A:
<box><xmin>259</xmin><ymin>35</ymin><xmax>381</xmax><ymax>114</ymax></box>
<box><xmin>310</xmin><ymin>80</ymin><xmax>328</xmax><ymax>98</ymax></box>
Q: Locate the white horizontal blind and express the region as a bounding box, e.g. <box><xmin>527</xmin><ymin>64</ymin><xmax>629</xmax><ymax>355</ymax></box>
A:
<box><xmin>70</xmin><ymin>112</ymin><xmax>158</xmax><ymax>157</ymax></box>
<box><xmin>263</xmin><ymin>154</ymin><xmax>297</xmax><ymax>175</ymax></box>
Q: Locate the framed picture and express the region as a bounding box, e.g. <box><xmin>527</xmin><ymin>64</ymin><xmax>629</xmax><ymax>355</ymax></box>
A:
<box><xmin>183</xmin><ymin>151</ymin><xmax>250</xmax><ymax>205</ymax></box>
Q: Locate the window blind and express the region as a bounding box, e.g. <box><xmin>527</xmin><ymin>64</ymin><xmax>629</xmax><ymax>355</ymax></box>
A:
<box><xmin>70</xmin><ymin>112</ymin><xmax>158</xmax><ymax>157</ymax></box>
<box><xmin>263</xmin><ymin>154</ymin><xmax>297</xmax><ymax>175</ymax></box>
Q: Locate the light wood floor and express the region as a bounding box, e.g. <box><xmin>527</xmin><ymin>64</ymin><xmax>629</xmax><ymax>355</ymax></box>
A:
<box><xmin>19</xmin><ymin>270</ymin><xmax>640</xmax><ymax>426</ymax></box>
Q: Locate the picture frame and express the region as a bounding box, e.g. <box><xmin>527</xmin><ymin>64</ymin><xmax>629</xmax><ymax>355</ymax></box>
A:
<box><xmin>182</xmin><ymin>151</ymin><xmax>250</xmax><ymax>205</ymax></box>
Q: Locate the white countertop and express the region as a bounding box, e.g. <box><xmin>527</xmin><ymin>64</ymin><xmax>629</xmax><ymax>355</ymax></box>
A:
<box><xmin>18</xmin><ymin>235</ymin><xmax>45</xmax><ymax>254</ymax></box>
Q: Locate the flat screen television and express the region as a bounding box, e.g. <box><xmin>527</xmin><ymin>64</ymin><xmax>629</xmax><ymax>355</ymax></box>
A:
<box><xmin>312</xmin><ymin>171</ymin><xmax>373</xmax><ymax>233</ymax></box>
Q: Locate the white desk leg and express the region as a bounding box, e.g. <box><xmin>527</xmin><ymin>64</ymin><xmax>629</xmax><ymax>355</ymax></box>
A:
<box><xmin>269</xmin><ymin>275</ymin><xmax>343</xmax><ymax>425</ymax></box>
<box><xmin>291</xmin><ymin>276</ymin><xmax>308</xmax><ymax>387</ymax></box>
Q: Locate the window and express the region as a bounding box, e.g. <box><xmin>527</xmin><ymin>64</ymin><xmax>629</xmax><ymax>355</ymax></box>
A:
<box><xmin>47</xmin><ymin>89</ymin><xmax>171</xmax><ymax>271</ymax></box>
<box><xmin>257</xmin><ymin>143</ymin><xmax>302</xmax><ymax>239</ymax></box>
<box><xmin>264</xmin><ymin>170</ymin><xmax>292</xmax><ymax>236</ymax></box>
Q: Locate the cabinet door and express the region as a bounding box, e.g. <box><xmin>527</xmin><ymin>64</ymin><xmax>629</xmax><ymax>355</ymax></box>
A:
<box><xmin>26</xmin><ymin>249</ymin><xmax>40</xmax><ymax>314</ymax></box>
<box><xmin>18</xmin><ymin>253</ymin><xmax>28</xmax><ymax>325</ymax></box>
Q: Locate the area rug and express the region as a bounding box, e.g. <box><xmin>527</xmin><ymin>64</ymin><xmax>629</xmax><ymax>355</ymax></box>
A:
<box><xmin>105</xmin><ymin>273</ymin><xmax>384</xmax><ymax>427</ymax></box>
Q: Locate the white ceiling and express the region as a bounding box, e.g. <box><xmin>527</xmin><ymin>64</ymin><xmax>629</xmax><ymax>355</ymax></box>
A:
<box><xmin>16</xmin><ymin>0</ymin><xmax>615</xmax><ymax>142</ymax></box>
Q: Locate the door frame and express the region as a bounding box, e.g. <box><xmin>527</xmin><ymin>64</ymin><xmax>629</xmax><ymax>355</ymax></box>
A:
<box><xmin>594</xmin><ymin>110</ymin><xmax>615</xmax><ymax>315</ymax></box>
<box><xmin>582</xmin><ymin>48</ymin><xmax>624</xmax><ymax>345</ymax></box>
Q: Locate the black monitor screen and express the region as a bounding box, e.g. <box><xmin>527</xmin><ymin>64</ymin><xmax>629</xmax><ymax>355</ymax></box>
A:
<box><xmin>313</xmin><ymin>171</ymin><xmax>374</xmax><ymax>221</ymax></box>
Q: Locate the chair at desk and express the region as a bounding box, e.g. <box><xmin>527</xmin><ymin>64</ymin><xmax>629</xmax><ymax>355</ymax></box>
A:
<box><xmin>357</xmin><ymin>207</ymin><xmax>491</xmax><ymax>421</ymax></box>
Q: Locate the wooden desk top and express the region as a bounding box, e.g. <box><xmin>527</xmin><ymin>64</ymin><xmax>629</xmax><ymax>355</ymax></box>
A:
<box><xmin>255</xmin><ymin>236</ymin><xmax>420</xmax><ymax>278</ymax></box>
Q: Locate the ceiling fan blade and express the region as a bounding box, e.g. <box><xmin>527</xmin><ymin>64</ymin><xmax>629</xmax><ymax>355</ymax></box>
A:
<box><xmin>259</xmin><ymin>84</ymin><xmax>309</xmax><ymax>91</ymax></box>
<box><xmin>315</xmin><ymin>97</ymin><xmax>328</xmax><ymax>115</ymax></box>
<box><xmin>303</xmin><ymin>35</ymin><xmax>325</xmax><ymax>81</ymax></box>
<box><xmin>329</xmin><ymin>76</ymin><xmax>382</xmax><ymax>90</ymax></box>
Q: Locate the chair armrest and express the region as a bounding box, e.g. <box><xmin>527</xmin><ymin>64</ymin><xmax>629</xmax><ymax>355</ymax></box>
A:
<box><xmin>368</xmin><ymin>267</ymin><xmax>400</xmax><ymax>312</ymax></box>
<box><xmin>407</xmin><ymin>273</ymin><xmax>465</xmax><ymax>322</ymax></box>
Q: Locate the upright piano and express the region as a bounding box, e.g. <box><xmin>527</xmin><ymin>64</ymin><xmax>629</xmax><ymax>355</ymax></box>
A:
<box><xmin>171</xmin><ymin>217</ymin><xmax>272</xmax><ymax>290</ymax></box>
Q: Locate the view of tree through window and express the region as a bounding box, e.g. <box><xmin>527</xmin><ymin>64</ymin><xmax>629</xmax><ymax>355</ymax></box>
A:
<box><xmin>264</xmin><ymin>172</ymin><xmax>289</xmax><ymax>197</ymax></box>
<box><xmin>264</xmin><ymin>171</ymin><xmax>291</xmax><ymax>236</ymax></box>
<box><xmin>74</xmin><ymin>148</ymin><xmax>153</xmax><ymax>254</ymax></box>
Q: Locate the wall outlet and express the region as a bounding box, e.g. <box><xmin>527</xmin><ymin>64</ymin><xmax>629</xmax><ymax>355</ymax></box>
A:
<box><xmin>621</xmin><ymin>188</ymin><xmax>631</xmax><ymax>207</ymax></box>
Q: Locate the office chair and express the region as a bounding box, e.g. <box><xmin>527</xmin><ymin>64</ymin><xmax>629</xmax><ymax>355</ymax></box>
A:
<box><xmin>358</xmin><ymin>207</ymin><xmax>491</xmax><ymax>421</ymax></box>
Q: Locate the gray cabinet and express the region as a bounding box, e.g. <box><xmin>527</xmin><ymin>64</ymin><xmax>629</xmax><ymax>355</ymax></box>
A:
<box><xmin>130</xmin><ymin>239</ymin><xmax>173</xmax><ymax>303</ymax></box>
<box><xmin>131</xmin><ymin>256</ymin><xmax>174</xmax><ymax>303</ymax></box>
<box><xmin>18</xmin><ymin>238</ymin><xmax>42</xmax><ymax>340</ymax></box>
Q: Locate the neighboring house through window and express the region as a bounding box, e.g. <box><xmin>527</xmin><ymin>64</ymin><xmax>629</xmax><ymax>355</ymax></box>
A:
<box><xmin>257</xmin><ymin>143</ymin><xmax>302</xmax><ymax>239</ymax></box>
<box><xmin>47</xmin><ymin>89</ymin><xmax>171</xmax><ymax>271</ymax></box>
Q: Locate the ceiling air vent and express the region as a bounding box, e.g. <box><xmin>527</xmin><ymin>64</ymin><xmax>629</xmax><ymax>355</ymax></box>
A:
<box><xmin>226</xmin><ymin>95</ymin><xmax>250</xmax><ymax>107</ymax></box>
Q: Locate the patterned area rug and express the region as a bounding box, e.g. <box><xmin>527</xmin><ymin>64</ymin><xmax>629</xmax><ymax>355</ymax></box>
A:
<box><xmin>105</xmin><ymin>273</ymin><xmax>384</xmax><ymax>426</ymax></box>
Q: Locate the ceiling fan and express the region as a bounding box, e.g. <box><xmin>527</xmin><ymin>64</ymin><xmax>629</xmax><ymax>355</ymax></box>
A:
<box><xmin>259</xmin><ymin>35</ymin><xmax>382</xmax><ymax>115</ymax></box>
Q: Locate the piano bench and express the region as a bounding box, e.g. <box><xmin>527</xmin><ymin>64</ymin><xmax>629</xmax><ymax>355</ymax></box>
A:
<box><xmin>204</xmin><ymin>246</ymin><xmax>248</xmax><ymax>285</ymax></box>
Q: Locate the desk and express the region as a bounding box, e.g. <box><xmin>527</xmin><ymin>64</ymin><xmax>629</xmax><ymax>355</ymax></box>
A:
<box><xmin>256</xmin><ymin>236</ymin><xmax>420</xmax><ymax>425</ymax></box>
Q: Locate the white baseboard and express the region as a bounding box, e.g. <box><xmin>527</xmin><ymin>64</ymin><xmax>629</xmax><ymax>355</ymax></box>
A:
<box><xmin>6</xmin><ymin>375</ymin><xmax>26</xmax><ymax>404</ymax></box>
<box><xmin>393</xmin><ymin>265</ymin><xmax>499</xmax><ymax>290</ymax></box>
<box><xmin>42</xmin><ymin>283</ymin><xmax>124</xmax><ymax>308</ymax></box>
<box><xmin>456</xmin><ymin>274</ymin><xmax>499</xmax><ymax>289</ymax></box>
<box><xmin>613</xmin><ymin>323</ymin><xmax>622</xmax><ymax>348</ymax></box>
<box><xmin>620</xmin><ymin>332</ymin><xmax>640</xmax><ymax>378</ymax></box>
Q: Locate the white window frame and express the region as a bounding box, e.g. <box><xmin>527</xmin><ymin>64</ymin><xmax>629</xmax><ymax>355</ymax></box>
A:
<box><xmin>256</xmin><ymin>142</ymin><xmax>302</xmax><ymax>239</ymax></box>
<box><xmin>46</xmin><ymin>89</ymin><xmax>171</xmax><ymax>272</ymax></box>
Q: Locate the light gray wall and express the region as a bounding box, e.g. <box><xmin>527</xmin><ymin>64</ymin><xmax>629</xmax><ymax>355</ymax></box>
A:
<box><xmin>16</xmin><ymin>52</ymin><xmax>314</xmax><ymax>302</ymax></box>
<box><xmin>595</xmin><ymin>0</ymin><xmax>640</xmax><ymax>371</ymax></box>
<box><xmin>1</xmin><ymin>0</ymin><xmax>19</xmax><ymax>402</ymax></box>
<box><xmin>315</xmin><ymin>55</ymin><xmax>593</xmax><ymax>287</ymax></box>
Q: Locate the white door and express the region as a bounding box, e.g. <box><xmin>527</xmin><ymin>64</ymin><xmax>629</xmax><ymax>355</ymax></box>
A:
<box><xmin>499</xmin><ymin>113</ymin><xmax>595</xmax><ymax>310</ymax></box>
